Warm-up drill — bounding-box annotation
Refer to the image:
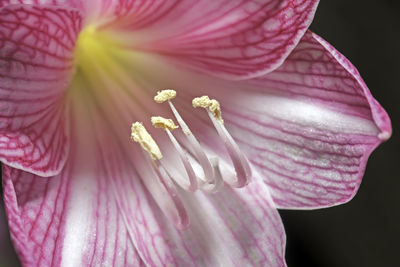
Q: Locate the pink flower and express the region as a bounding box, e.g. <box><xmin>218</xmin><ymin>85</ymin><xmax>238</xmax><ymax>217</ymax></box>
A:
<box><xmin>0</xmin><ymin>1</ymin><xmax>391</xmax><ymax>266</ymax></box>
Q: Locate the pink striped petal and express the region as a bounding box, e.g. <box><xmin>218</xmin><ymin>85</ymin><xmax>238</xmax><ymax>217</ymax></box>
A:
<box><xmin>103</xmin><ymin>0</ymin><xmax>319</xmax><ymax>79</ymax></box>
<box><xmin>95</xmin><ymin>111</ymin><xmax>286</xmax><ymax>266</ymax></box>
<box><xmin>97</xmin><ymin>128</ymin><xmax>286</xmax><ymax>266</ymax></box>
<box><xmin>168</xmin><ymin>30</ymin><xmax>390</xmax><ymax>209</ymax></box>
<box><xmin>0</xmin><ymin>5</ymin><xmax>82</xmax><ymax>176</ymax></box>
<box><xmin>3</xmin><ymin>166</ymin><xmax>144</xmax><ymax>267</ymax></box>
<box><xmin>88</xmin><ymin>79</ymin><xmax>287</xmax><ymax>266</ymax></box>
<box><xmin>119</xmin><ymin>177</ymin><xmax>286</xmax><ymax>266</ymax></box>
<box><xmin>2</xmin><ymin>107</ymin><xmax>144</xmax><ymax>266</ymax></box>
<box><xmin>0</xmin><ymin>1</ymin><xmax>82</xmax><ymax>7</ymax></box>
<box><xmin>129</xmin><ymin>30</ymin><xmax>390</xmax><ymax>210</ymax></box>
<box><xmin>221</xmin><ymin>31</ymin><xmax>391</xmax><ymax>209</ymax></box>
<box><xmin>104</xmin><ymin>137</ymin><xmax>286</xmax><ymax>266</ymax></box>
<box><xmin>4</xmin><ymin>79</ymin><xmax>286</xmax><ymax>266</ymax></box>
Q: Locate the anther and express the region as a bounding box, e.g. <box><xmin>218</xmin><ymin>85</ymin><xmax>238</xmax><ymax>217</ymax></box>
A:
<box><xmin>192</xmin><ymin>96</ymin><xmax>223</xmax><ymax>124</ymax></box>
<box><xmin>154</xmin><ymin>89</ymin><xmax>177</xmax><ymax>103</ymax></box>
<box><xmin>151</xmin><ymin>116</ymin><xmax>178</xmax><ymax>131</ymax></box>
<box><xmin>131</xmin><ymin>122</ymin><xmax>162</xmax><ymax>160</ymax></box>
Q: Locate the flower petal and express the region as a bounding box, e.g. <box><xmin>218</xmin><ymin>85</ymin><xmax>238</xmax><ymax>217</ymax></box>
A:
<box><xmin>0</xmin><ymin>1</ymin><xmax>84</xmax><ymax>8</ymax></box>
<box><xmin>3</xmin><ymin>167</ymin><xmax>144</xmax><ymax>267</ymax></box>
<box><xmin>0</xmin><ymin>5</ymin><xmax>82</xmax><ymax>176</ymax></box>
<box><xmin>61</xmin><ymin>55</ymin><xmax>287</xmax><ymax>266</ymax></box>
<box><xmin>221</xmin><ymin>31</ymin><xmax>391</xmax><ymax>209</ymax></box>
<box><xmin>5</xmin><ymin>73</ymin><xmax>286</xmax><ymax>266</ymax></box>
<box><xmin>107</xmin><ymin>142</ymin><xmax>287</xmax><ymax>266</ymax></box>
<box><xmin>104</xmin><ymin>0</ymin><xmax>319</xmax><ymax>79</ymax></box>
<box><xmin>121</xmin><ymin>30</ymin><xmax>390</xmax><ymax>210</ymax></box>
<box><xmin>170</xmin><ymin>30</ymin><xmax>390</xmax><ymax>209</ymax></box>
<box><xmin>128</xmin><ymin>179</ymin><xmax>286</xmax><ymax>266</ymax></box>
<box><xmin>2</xmin><ymin>111</ymin><xmax>144</xmax><ymax>266</ymax></box>
<box><xmin>98</xmin><ymin>128</ymin><xmax>287</xmax><ymax>266</ymax></box>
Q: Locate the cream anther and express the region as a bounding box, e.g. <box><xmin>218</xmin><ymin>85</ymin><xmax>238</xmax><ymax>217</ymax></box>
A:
<box><xmin>192</xmin><ymin>96</ymin><xmax>223</xmax><ymax>124</ymax></box>
<box><xmin>151</xmin><ymin>116</ymin><xmax>178</xmax><ymax>131</ymax></box>
<box><xmin>131</xmin><ymin>122</ymin><xmax>162</xmax><ymax>160</ymax></box>
<box><xmin>154</xmin><ymin>89</ymin><xmax>177</xmax><ymax>103</ymax></box>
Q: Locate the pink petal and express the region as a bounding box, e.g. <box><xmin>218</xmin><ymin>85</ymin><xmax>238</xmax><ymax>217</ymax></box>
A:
<box><xmin>4</xmin><ymin>79</ymin><xmax>286</xmax><ymax>266</ymax></box>
<box><xmin>127</xmin><ymin>30</ymin><xmax>390</xmax><ymax>210</ymax></box>
<box><xmin>2</xmin><ymin>107</ymin><xmax>144</xmax><ymax>266</ymax></box>
<box><xmin>97</xmin><ymin>103</ymin><xmax>286</xmax><ymax>265</ymax></box>
<box><xmin>92</xmin><ymin>82</ymin><xmax>287</xmax><ymax>266</ymax></box>
<box><xmin>0</xmin><ymin>5</ymin><xmax>82</xmax><ymax>176</ymax></box>
<box><xmin>103</xmin><ymin>0</ymin><xmax>319</xmax><ymax>79</ymax></box>
<box><xmin>106</xmin><ymin>135</ymin><xmax>287</xmax><ymax>266</ymax></box>
<box><xmin>172</xmin><ymin>30</ymin><xmax>390</xmax><ymax>209</ymax></box>
<box><xmin>101</xmin><ymin>129</ymin><xmax>286</xmax><ymax>266</ymax></box>
<box><xmin>3</xmin><ymin>167</ymin><xmax>144</xmax><ymax>267</ymax></box>
<box><xmin>0</xmin><ymin>1</ymin><xmax>85</xmax><ymax>8</ymax></box>
<box><xmin>123</xmin><ymin>178</ymin><xmax>286</xmax><ymax>266</ymax></box>
<box><xmin>222</xmin><ymin>31</ymin><xmax>391</xmax><ymax>209</ymax></box>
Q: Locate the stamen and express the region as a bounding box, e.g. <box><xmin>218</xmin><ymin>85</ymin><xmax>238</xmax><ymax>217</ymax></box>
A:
<box><xmin>130</xmin><ymin>90</ymin><xmax>254</xmax><ymax>229</ymax></box>
<box><xmin>138</xmin><ymin>149</ymin><xmax>189</xmax><ymax>230</ymax></box>
<box><xmin>164</xmin><ymin>129</ymin><xmax>198</xmax><ymax>191</ymax></box>
<box><xmin>168</xmin><ymin>101</ymin><xmax>192</xmax><ymax>137</ymax></box>
<box><xmin>151</xmin><ymin>116</ymin><xmax>178</xmax><ymax>131</ymax></box>
<box><xmin>154</xmin><ymin>89</ymin><xmax>177</xmax><ymax>103</ymax></box>
<box><xmin>193</xmin><ymin>96</ymin><xmax>252</xmax><ymax>188</ymax></box>
<box><xmin>153</xmin><ymin>91</ymin><xmax>215</xmax><ymax>183</ymax></box>
<box><xmin>131</xmin><ymin>122</ymin><xmax>162</xmax><ymax>160</ymax></box>
<box><xmin>211</xmin><ymin>114</ymin><xmax>251</xmax><ymax>187</ymax></box>
<box><xmin>198</xmin><ymin>157</ymin><xmax>223</xmax><ymax>193</ymax></box>
<box><xmin>192</xmin><ymin>96</ymin><xmax>223</xmax><ymax>124</ymax></box>
<box><xmin>151</xmin><ymin>116</ymin><xmax>198</xmax><ymax>191</ymax></box>
<box><xmin>131</xmin><ymin>125</ymin><xmax>189</xmax><ymax>229</ymax></box>
<box><xmin>168</xmin><ymin>102</ymin><xmax>215</xmax><ymax>183</ymax></box>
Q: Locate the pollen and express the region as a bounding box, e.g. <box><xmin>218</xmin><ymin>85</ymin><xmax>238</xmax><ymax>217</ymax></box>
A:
<box><xmin>192</xmin><ymin>96</ymin><xmax>224</xmax><ymax>124</ymax></box>
<box><xmin>154</xmin><ymin>89</ymin><xmax>177</xmax><ymax>103</ymax></box>
<box><xmin>151</xmin><ymin>116</ymin><xmax>178</xmax><ymax>131</ymax></box>
<box><xmin>131</xmin><ymin>122</ymin><xmax>163</xmax><ymax>160</ymax></box>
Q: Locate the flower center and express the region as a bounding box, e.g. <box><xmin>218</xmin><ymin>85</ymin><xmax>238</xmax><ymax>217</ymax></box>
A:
<box><xmin>69</xmin><ymin>27</ymin><xmax>252</xmax><ymax>230</ymax></box>
<box><xmin>73</xmin><ymin>26</ymin><xmax>118</xmax><ymax>85</ymax></box>
<box><xmin>131</xmin><ymin>90</ymin><xmax>252</xmax><ymax>193</ymax></box>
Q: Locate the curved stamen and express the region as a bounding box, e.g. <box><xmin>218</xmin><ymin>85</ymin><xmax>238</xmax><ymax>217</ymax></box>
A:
<box><xmin>131</xmin><ymin>123</ymin><xmax>189</xmax><ymax>229</ymax></box>
<box><xmin>130</xmin><ymin>91</ymin><xmax>254</xmax><ymax>229</ymax></box>
<box><xmin>151</xmin><ymin>116</ymin><xmax>198</xmax><ymax>191</ymax></box>
<box><xmin>168</xmin><ymin>101</ymin><xmax>215</xmax><ymax>183</ymax></box>
<box><xmin>153</xmin><ymin>90</ymin><xmax>215</xmax><ymax>183</ymax></box>
<box><xmin>163</xmin><ymin>130</ymin><xmax>198</xmax><ymax>191</ymax></box>
<box><xmin>132</xmin><ymin>91</ymin><xmax>252</xmax><ymax>193</ymax></box>
<box><xmin>141</xmin><ymin>151</ymin><xmax>189</xmax><ymax>230</ymax></box>
<box><xmin>193</xmin><ymin>96</ymin><xmax>252</xmax><ymax>188</ymax></box>
<box><xmin>198</xmin><ymin>157</ymin><xmax>224</xmax><ymax>193</ymax></box>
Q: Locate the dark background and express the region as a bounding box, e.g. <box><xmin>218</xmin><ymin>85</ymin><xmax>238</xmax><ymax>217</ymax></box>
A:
<box><xmin>1</xmin><ymin>0</ymin><xmax>399</xmax><ymax>266</ymax></box>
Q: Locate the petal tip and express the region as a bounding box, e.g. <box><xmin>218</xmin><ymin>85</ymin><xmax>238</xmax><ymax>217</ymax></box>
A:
<box><xmin>378</xmin><ymin>130</ymin><xmax>391</xmax><ymax>141</ymax></box>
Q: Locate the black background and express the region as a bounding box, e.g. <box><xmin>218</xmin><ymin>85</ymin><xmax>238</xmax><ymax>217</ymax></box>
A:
<box><xmin>1</xmin><ymin>0</ymin><xmax>399</xmax><ymax>266</ymax></box>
